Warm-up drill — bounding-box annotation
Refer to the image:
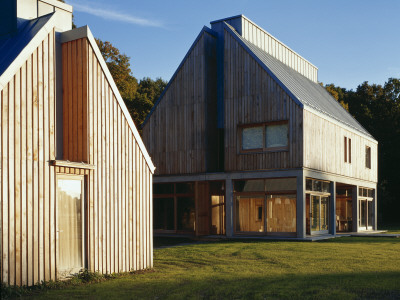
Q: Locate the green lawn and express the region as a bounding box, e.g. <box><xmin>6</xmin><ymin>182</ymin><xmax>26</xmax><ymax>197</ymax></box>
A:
<box><xmin>11</xmin><ymin>236</ymin><xmax>400</xmax><ymax>299</ymax></box>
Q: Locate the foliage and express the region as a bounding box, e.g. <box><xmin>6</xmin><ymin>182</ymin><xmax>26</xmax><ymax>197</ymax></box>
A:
<box><xmin>18</xmin><ymin>237</ymin><xmax>400</xmax><ymax>299</ymax></box>
<box><xmin>325</xmin><ymin>79</ymin><xmax>400</xmax><ymax>224</ymax></box>
<box><xmin>95</xmin><ymin>39</ymin><xmax>167</xmax><ymax>128</ymax></box>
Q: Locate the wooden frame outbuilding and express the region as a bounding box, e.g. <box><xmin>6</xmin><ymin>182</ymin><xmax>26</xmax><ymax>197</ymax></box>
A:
<box><xmin>142</xmin><ymin>15</ymin><xmax>378</xmax><ymax>239</ymax></box>
<box><xmin>0</xmin><ymin>0</ymin><xmax>155</xmax><ymax>286</ymax></box>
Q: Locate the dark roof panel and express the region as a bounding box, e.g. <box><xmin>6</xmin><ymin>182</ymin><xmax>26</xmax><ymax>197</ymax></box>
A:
<box><xmin>225</xmin><ymin>23</ymin><xmax>372</xmax><ymax>138</ymax></box>
<box><xmin>0</xmin><ymin>13</ymin><xmax>54</xmax><ymax>77</ymax></box>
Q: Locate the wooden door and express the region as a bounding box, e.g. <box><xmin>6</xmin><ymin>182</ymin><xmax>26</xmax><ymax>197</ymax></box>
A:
<box><xmin>196</xmin><ymin>182</ymin><xmax>210</xmax><ymax>236</ymax></box>
<box><xmin>57</xmin><ymin>175</ymin><xmax>85</xmax><ymax>278</ymax></box>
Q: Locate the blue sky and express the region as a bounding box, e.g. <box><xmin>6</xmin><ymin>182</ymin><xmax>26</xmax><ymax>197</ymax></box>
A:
<box><xmin>66</xmin><ymin>0</ymin><xmax>400</xmax><ymax>90</ymax></box>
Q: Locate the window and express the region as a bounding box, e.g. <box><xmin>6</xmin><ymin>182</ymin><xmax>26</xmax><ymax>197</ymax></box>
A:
<box><xmin>365</xmin><ymin>146</ymin><xmax>371</xmax><ymax>169</ymax></box>
<box><xmin>241</xmin><ymin>122</ymin><xmax>288</xmax><ymax>152</ymax></box>
<box><xmin>344</xmin><ymin>136</ymin><xmax>351</xmax><ymax>163</ymax></box>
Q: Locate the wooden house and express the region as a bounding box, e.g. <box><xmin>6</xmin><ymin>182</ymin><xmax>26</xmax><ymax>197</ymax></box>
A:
<box><xmin>142</xmin><ymin>15</ymin><xmax>378</xmax><ymax>238</ymax></box>
<box><xmin>0</xmin><ymin>0</ymin><xmax>154</xmax><ymax>286</ymax></box>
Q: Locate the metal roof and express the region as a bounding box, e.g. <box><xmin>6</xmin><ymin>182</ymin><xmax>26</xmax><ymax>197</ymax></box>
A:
<box><xmin>0</xmin><ymin>13</ymin><xmax>53</xmax><ymax>77</ymax></box>
<box><xmin>224</xmin><ymin>23</ymin><xmax>373</xmax><ymax>138</ymax></box>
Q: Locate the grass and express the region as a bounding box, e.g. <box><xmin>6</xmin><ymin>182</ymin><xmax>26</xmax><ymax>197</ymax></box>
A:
<box><xmin>4</xmin><ymin>236</ymin><xmax>400</xmax><ymax>299</ymax></box>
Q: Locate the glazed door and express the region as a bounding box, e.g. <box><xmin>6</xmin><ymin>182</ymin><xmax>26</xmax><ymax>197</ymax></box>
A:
<box><xmin>309</xmin><ymin>194</ymin><xmax>329</xmax><ymax>235</ymax></box>
<box><xmin>57</xmin><ymin>176</ymin><xmax>85</xmax><ymax>277</ymax></box>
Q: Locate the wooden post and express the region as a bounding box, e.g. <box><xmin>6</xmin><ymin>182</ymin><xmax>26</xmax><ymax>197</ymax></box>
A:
<box><xmin>352</xmin><ymin>185</ymin><xmax>359</xmax><ymax>232</ymax></box>
<box><xmin>329</xmin><ymin>181</ymin><xmax>336</xmax><ymax>236</ymax></box>
<box><xmin>225</xmin><ymin>179</ymin><xmax>233</xmax><ymax>237</ymax></box>
<box><xmin>296</xmin><ymin>173</ymin><xmax>305</xmax><ymax>238</ymax></box>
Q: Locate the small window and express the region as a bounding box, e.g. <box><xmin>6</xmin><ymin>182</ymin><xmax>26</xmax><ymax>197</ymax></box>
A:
<box><xmin>266</xmin><ymin>124</ymin><xmax>288</xmax><ymax>148</ymax></box>
<box><xmin>257</xmin><ymin>206</ymin><xmax>263</xmax><ymax>221</ymax></box>
<box><xmin>242</xmin><ymin>126</ymin><xmax>263</xmax><ymax>150</ymax></box>
<box><xmin>365</xmin><ymin>146</ymin><xmax>371</xmax><ymax>169</ymax></box>
<box><xmin>344</xmin><ymin>136</ymin><xmax>351</xmax><ymax>164</ymax></box>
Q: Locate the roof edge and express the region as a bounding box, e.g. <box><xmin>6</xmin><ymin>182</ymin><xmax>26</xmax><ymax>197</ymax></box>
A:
<box><xmin>142</xmin><ymin>26</ymin><xmax>218</xmax><ymax>127</ymax></box>
<box><xmin>223</xmin><ymin>22</ymin><xmax>304</xmax><ymax>110</ymax></box>
<box><xmin>61</xmin><ymin>25</ymin><xmax>156</xmax><ymax>173</ymax></box>
<box><xmin>0</xmin><ymin>12</ymin><xmax>57</xmax><ymax>90</ymax></box>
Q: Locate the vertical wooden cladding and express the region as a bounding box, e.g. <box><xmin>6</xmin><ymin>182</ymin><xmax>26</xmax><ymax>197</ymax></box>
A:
<box><xmin>1</xmin><ymin>30</ymin><xmax>56</xmax><ymax>286</ymax></box>
<box><xmin>303</xmin><ymin>110</ymin><xmax>378</xmax><ymax>182</ymax></box>
<box><xmin>223</xmin><ymin>30</ymin><xmax>303</xmax><ymax>172</ymax></box>
<box><xmin>62</xmin><ymin>38</ymin><xmax>88</xmax><ymax>162</ymax></box>
<box><xmin>142</xmin><ymin>31</ymin><xmax>216</xmax><ymax>175</ymax></box>
<box><xmin>239</xmin><ymin>18</ymin><xmax>318</xmax><ymax>83</ymax></box>
<box><xmin>64</xmin><ymin>38</ymin><xmax>153</xmax><ymax>275</ymax></box>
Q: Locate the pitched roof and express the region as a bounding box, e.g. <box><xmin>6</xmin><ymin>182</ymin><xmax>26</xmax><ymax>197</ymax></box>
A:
<box><xmin>0</xmin><ymin>12</ymin><xmax>57</xmax><ymax>91</ymax></box>
<box><xmin>0</xmin><ymin>13</ymin><xmax>53</xmax><ymax>77</ymax></box>
<box><xmin>224</xmin><ymin>23</ymin><xmax>373</xmax><ymax>138</ymax></box>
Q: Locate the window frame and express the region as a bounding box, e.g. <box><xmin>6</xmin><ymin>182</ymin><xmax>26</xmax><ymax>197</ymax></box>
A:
<box><xmin>239</xmin><ymin>120</ymin><xmax>289</xmax><ymax>153</ymax></box>
<box><xmin>344</xmin><ymin>136</ymin><xmax>352</xmax><ymax>164</ymax></box>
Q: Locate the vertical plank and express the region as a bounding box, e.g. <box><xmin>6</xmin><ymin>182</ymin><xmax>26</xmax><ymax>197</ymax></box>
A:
<box><xmin>15</xmin><ymin>68</ymin><xmax>22</xmax><ymax>286</ymax></box>
<box><xmin>1</xmin><ymin>84</ymin><xmax>9</xmax><ymax>285</ymax></box>
<box><xmin>43</xmin><ymin>34</ymin><xmax>50</xmax><ymax>282</ymax></box>
<box><xmin>9</xmin><ymin>76</ymin><xmax>16</xmax><ymax>286</ymax></box>
<box><xmin>49</xmin><ymin>28</ymin><xmax>56</xmax><ymax>281</ymax></box>
<box><xmin>26</xmin><ymin>53</ymin><xmax>33</xmax><ymax>286</ymax></box>
<box><xmin>38</xmin><ymin>41</ymin><xmax>44</xmax><ymax>283</ymax></box>
<box><xmin>20</xmin><ymin>60</ymin><xmax>27</xmax><ymax>286</ymax></box>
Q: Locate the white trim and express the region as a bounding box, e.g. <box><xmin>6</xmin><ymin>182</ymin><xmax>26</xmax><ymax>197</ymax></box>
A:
<box><xmin>304</xmin><ymin>106</ymin><xmax>378</xmax><ymax>144</ymax></box>
<box><xmin>0</xmin><ymin>12</ymin><xmax>58</xmax><ymax>91</ymax></box>
<box><xmin>60</xmin><ymin>26</ymin><xmax>156</xmax><ymax>173</ymax></box>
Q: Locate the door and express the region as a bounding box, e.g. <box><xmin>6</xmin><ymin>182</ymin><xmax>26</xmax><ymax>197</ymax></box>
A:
<box><xmin>309</xmin><ymin>194</ymin><xmax>329</xmax><ymax>235</ymax></box>
<box><xmin>359</xmin><ymin>199</ymin><xmax>373</xmax><ymax>230</ymax></box>
<box><xmin>57</xmin><ymin>175</ymin><xmax>85</xmax><ymax>277</ymax></box>
<box><xmin>196</xmin><ymin>182</ymin><xmax>210</xmax><ymax>235</ymax></box>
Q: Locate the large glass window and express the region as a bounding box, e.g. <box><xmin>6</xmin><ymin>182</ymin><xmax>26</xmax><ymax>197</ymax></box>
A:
<box><xmin>266</xmin><ymin>194</ymin><xmax>296</xmax><ymax>233</ymax></box>
<box><xmin>241</xmin><ymin>122</ymin><xmax>288</xmax><ymax>152</ymax></box>
<box><xmin>153</xmin><ymin>182</ymin><xmax>195</xmax><ymax>233</ymax></box>
<box><xmin>153</xmin><ymin>197</ymin><xmax>174</xmax><ymax>230</ymax></box>
<box><xmin>306</xmin><ymin>178</ymin><xmax>331</xmax><ymax>234</ymax></box>
<box><xmin>236</xmin><ymin>196</ymin><xmax>264</xmax><ymax>232</ymax></box>
<box><xmin>234</xmin><ymin>178</ymin><xmax>296</xmax><ymax>235</ymax></box>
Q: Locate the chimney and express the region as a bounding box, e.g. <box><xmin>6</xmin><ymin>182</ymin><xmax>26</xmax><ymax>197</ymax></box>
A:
<box><xmin>0</xmin><ymin>0</ymin><xmax>73</xmax><ymax>37</ymax></box>
<box><xmin>17</xmin><ymin>0</ymin><xmax>73</xmax><ymax>32</ymax></box>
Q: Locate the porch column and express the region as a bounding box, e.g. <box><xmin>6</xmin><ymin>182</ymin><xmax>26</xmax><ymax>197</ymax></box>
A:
<box><xmin>296</xmin><ymin>172</ymin><xmax>305</xmax><ymax>238</ymax></box>
<box><xmin>352</xmin><ymin>185</ymin><xmax>359</xmax><ymax>232</ymax></box>
<box><xmin>329</xmin><ymin>181</ymin><xmax>336</xmax><ymax>235</ymax></box>
<box><xmin>225</xmin><ymin>178</ymin><xmax>234</xmax><ymax>237</ymax></box>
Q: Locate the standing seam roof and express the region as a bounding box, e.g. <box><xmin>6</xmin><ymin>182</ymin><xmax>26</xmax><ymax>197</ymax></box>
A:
<box><xmin>224</xmin><ymin>23</ymin><xmax>373</xmax><ymax>138</ymax></box>
<box><xmin>0</xmin><ymin>14</ymin><xmax>54</xmax><ymax>77</ymax></box>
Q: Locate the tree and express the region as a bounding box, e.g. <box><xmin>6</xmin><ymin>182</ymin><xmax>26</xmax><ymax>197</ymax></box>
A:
<box><xmin>96</xmin><ymin>39</ymin><xmax>138</xmax><ymax>101</ymax></box>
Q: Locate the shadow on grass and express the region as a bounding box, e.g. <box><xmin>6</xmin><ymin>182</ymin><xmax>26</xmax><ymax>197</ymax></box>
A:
<box><xmin>20</xmin><ymin>270</ymin><xmax>400</xmax><ymax>299</ymax></box>
<box><xmin>320</xmin><ymin>236</ymin><xmax>400</xmax><ymax>244</ymax></box>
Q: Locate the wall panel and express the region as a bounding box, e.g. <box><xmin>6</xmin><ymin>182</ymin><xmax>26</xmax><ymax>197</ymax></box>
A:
<box><xmin>224</xmin><ymin>30</ymin><xmax>303</xmax><ymax>172</ymax></box>
<box><xmin>0</xmin><ymin>31</ymin><xmax>57</xmax><ymax>286</ymax></box>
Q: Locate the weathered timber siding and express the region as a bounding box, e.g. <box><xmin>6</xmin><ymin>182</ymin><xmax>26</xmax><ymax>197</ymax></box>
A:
<box><xmin>62</xmin><ymin>38</ymin><xmax>88</xmax><ymax>162</ymax></box>
<box><xmin>62</xmin><ymin>37</ymin><xmax>153</xmax><ymax>275</ymax></box>
<box><xmin>0</xmin><ymin>30</ymin><xmax>56</xmax><ymax>286</ymax></box>
<box><xmin>303</xmin><ymin>109</ymin><xmax>378</xmax><ymax>182</ymax></box>
<box><xmin>224</xmin><ymin>29</ymin><xmax>303</xmax><ymax>172</ymax></box>
<box><xmin>143</xmin><ymin>31</ymin><xmax>217</xmax><ymax>175</ymax></box>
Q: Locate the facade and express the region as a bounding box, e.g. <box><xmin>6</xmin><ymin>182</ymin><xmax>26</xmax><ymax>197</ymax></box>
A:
<box><xmin>0</xmin><ymin>0</ymin><xmax>154</xmax><ymax>286</ymax></box>
<box><xmin>142</xmin><ymin>15</ymin><xmax>378</xmax><ymax>238</ymax></box>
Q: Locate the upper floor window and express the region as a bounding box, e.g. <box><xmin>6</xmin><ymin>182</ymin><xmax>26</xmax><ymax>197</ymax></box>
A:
<box><xmin>365</xmin><ymin>146</ymin><xmax>371</xmax><ymax>169</ymax></box>
<box><xmin>344</xmin><ymin>136</ymin><xmax>351</xmax><ymax>163</ymax></box>
<box><xmin>241</xmin><ymin>122</ymin><xmax>288</xmax><ymax>152</ymax></box>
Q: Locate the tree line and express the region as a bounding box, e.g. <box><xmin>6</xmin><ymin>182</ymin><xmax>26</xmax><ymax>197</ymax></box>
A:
<box><xmin>324</xmin><ymin>79</ymin><xmax>400</xmax><ymax>224</ymax></box>
<box><xmin>97</xmin><ymin>36</ymin><xmax>399</xmax><ymax>225</ymax></box>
